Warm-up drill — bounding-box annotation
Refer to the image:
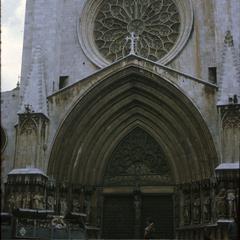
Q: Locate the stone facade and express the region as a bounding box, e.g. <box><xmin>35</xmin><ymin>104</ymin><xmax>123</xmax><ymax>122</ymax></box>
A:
<box><xmin>1</xmin><ymin>0</ymin><xmax>239</xmax><ymax>239</ymax></box>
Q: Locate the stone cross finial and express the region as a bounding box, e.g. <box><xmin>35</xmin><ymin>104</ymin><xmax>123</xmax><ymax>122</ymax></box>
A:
<box><xmin>126</xmin><ymin>32</ymin><xmax>139</xmax><ymax>55</ymax></box>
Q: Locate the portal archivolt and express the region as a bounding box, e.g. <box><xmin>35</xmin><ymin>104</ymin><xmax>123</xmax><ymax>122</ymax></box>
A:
<box><xmin>48</xmin><ymin>67</ymin><xmax>218</xmax><ymax>185</ymax></box>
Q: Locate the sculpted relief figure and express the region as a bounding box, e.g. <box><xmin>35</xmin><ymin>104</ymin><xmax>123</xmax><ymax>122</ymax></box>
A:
<box><xmin>22</xmin><ymin>192</ymin><xmax>31</xmax><ymax>209</ymax></box>
<box><xmin>226</xmin><ymin>187</ymin><xmax>236</xmax><ymax>218</ymax></box>
<box><xmin>8</xmin><ymin>194</ymin><xmax>16</xmax><ymax>211</ymax></box>
<box><xmin>16</xmin><ymin>193</ymin><xmax>22</xmax><ymax>208</ymax></box>
<box><xmin>193</xmin><ymin>195</ymin><xmax>201</xmax><ymax>223</ymax></box>
<box><xmin>215</xmin><ymin>188</ymin><xmax>227</xmax><ymax>219</ymax></box>
<box><xmin>33</xmin><ymin>193</ymin><xmax>44</xmax><ymax>209</ymax></box>
<box><xmin>183</xmin><ymin>195</ymin><xmax>191</xmax><ymax>224</ymax></box>
<box><xmin>73</xmin><ymin>198</ymin><xmax>81</xmax><ymax>212</ymax></box>
<box><xmin>60</xmin><ymin>198</ymin><xmax>67</xmax><ymax>216</ymax></box>
<box><xmin>203</xmin><ymin>195</ymin><xmax>211</xmax><ymax>222</ymax></box>
<box><xmin>47</xmin><ymin>195</ymin><xmax>55</xmax><ymax>210</ymax></box>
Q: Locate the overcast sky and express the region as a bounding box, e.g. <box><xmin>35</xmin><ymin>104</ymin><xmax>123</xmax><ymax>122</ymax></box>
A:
<box><xmin>1</xmin><ymin>0</ymin><xmax>26</xmax><ymax>92</ymax></box>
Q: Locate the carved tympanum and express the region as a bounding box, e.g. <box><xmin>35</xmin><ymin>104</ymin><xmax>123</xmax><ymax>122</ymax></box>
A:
<box><xmin>94</xmin><ymin>0</ymin><xmax>180</xmax><ymax>62</ymax></box>
<box><xmin>104</xmin><ymin>128</ymin><xmax>172</xmax><ymax>186</ymax></box>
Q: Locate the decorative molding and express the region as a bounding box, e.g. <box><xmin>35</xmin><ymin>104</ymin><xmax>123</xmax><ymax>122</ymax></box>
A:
<box><xmin>220</xmin><ymin>105</ymin><xmax>240</xmax><ymax>129</ymax></box>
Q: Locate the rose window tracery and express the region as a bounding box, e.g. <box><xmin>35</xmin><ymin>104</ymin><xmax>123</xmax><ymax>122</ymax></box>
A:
<box><xmin>94</xmin><ymin>0</ymin><xmax>180</xmax><ymax>62</ymax></box>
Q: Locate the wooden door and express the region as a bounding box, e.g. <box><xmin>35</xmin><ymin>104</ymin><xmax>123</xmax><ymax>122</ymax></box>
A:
<box><xmin>102</xmin><ymin>195</ymin><xmax>134</xmax><ymax>239</ymax></box>
<box><xmin>141</xmin><ymin>195</ymin><xmax>174</xmax><ymax>239</ymax></box>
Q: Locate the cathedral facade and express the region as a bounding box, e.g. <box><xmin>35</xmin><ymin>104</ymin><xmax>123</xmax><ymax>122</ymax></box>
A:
<box><xmin>1</xmin><ymin>0</ymin><xmax>240</xmax><ymax>239</ymax></box>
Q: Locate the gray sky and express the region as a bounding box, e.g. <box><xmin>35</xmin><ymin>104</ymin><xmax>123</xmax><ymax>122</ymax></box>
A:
<box><xmin>1</xmin><ymin>0</ymin><xmax>26</xmax><ymax>91</ymax></box>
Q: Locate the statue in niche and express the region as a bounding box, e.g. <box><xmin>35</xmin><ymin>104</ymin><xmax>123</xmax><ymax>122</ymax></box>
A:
<box><xmin>33</xmin><ymin>193</ymin><xmax>44</xmax><ymax>209</ymax></box>
<box><xmin>22</xmin><ymin>192</ymin><xmax>31</xmax><ymax>209</ymax></box>
<box><xmin>215</xmin><ymin>188</ymin><xmax>227</xmax><ymax>219</ymax></box>
<box><xmin>192</xmin><ymin>195</ymin><xmax>201</xmax><ymax>223</ymax></box>
<box><xmin>183</xmin><ymin>195</ymin><xmax>190</xmax><ymax>224</ymax></box>
<box><xmin>47</xmin><ymin>195</ymin><xmax>55</xmax><ymax>210</ymax></box>
<box><xmin>60</xmin><ymin>198</ymin><xmax>67</xmax><ymax>216</ymax></box>
<box><xmin>8</xmin><ymin>194</ymin><xmax>15</xmax><ymax>211</ymax></box>
<box><xmin>226</xmin><ymin>185</ymin><xmax>236</xmax><ymax>218</ymax></box>
<box><xmin>24</xmin><ymin>175</ymin><xmax>30</xmax><ymax>184</ymax></box>
<box><xmin>203</xmin><ymin>194</ymin><xmax>211</xmax><ymax>222</ymax></box>
<box><xmin>73</xmin><ymin>198</ymin><xmax>81</xmax><ymax>212</ymax></box>
<box><xmin>16</xmin><ymin>193</ymin><xmax>22</xmax><ymax>208</ymax></box>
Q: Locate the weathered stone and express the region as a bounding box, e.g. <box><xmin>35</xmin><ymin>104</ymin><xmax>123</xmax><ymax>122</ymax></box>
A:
<box><xmin>1</xmin><ymin>0</ymin><xmax>240</xmax><ymax>239</ymax></box>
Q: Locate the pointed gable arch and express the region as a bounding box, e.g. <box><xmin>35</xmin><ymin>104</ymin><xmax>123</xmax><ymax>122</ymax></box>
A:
<box><xmin>48</xmin><ymin>66</ymin><xmax>218</xmax><ymax>185</ymax></box>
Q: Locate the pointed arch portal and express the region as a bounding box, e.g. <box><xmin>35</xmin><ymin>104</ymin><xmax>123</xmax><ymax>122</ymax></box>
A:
<box><xmin>48</xmin><ymin>66</ymin><xmax>217</xmax><ymax>184</ymax></box>
<box><xmin>48</xmin><ymin>66</ymin><xmax>218</xmax><ymax>238</ymax></box>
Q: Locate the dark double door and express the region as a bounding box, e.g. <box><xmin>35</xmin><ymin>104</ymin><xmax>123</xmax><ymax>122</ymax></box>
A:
<box><xmin>102</xmin><ymin>194</ymin><xmax>174</xmax><ymax>239</ymax></box>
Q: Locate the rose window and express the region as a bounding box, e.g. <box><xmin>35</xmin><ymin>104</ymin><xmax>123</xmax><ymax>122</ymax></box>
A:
<box><xmin>94</xmin><ymin>0</ymin><xmax>181</xmax><ymax>62</ymax></box>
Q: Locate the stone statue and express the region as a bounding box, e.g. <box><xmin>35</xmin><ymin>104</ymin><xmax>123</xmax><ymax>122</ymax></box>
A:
<box><xmin>33</xmin><ymin>193</ymin><xmax>44</xmax><ymax>209</ymax></box>
<box><xmin>8</xmin><ymin>194</ymin><xmax>15</xmax><ymax>211</ymax></box>
<box><xmin>226</xmin><ymin>187</ymin><xmax>236</xmax><ymax>218</ymax></box>
<box><xmin>73</xmin><ymin>198</ymin><xmax>80</xmax><ymax>212</ymax></box>
<box><xmin>47</xmin><ymin>195</ymin><xmax>55</xmax><ymax>210</ymax></box>
<box><xmin>215</xmin><ymin>188</ymin><xmax>227</xmax><ymax>219</ymax></box>
<box><xmin>60</xmin><ymin>198</ymin><xmax>67</xmax><ymax>215</ymax></box>
<box><xmin>193</xmin><ymin>195</ymin><xmax>201</xmax><ymax>223</ymax></box>
<box><xmin>16</xmin><ymin>194</ymin><xmax>22</xmax><ymax>208</ymax></box>
<box><xmin>183</xmin><ymin>196</ymin><xmax>190</xmax><ymax>224</ymax></box>
<box><xmin>22</xmin><ymin>192</ymin><xmax>31</xmax><ymax>209</ymax></box>
<box><xmin>203</xmin><ymin>195</ymin><xmax>211</xmax><ymax>222</ymax></box>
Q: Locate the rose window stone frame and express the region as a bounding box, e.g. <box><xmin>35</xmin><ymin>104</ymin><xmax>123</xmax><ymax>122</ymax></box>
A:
<box><xmin>78</xmin><ymin>0</ymin><xmax>193</xmax><ymax>68</ymax></box>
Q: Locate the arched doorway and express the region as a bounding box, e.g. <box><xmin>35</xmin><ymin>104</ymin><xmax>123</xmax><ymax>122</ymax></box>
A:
<box><xmin>101</xmin><ymin>127</ymin><xmax>174</xmax><ymax>239</ymax></box>
<box><xmin>48</xmin><ymin>66</ymin><xmax>218</xmax><ymax>238</ymax></box>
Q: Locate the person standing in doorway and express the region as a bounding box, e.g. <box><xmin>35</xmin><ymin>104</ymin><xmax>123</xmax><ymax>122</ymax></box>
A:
<box><xmin>144</xmin><ymin>218</ymin><xmax>155</xmax><ymax>240</ymax></box>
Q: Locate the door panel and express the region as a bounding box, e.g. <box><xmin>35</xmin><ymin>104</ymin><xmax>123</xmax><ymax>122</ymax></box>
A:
<box><xmin>102</xmin><ymin>194</ymin><xmax>174</xmax><ymax>239</ymax></box>
<box><xmin>102</xmin><ymin>195</ymin><xmax>134</xmax><ymax>239</ymax></box>
<box><xmin>141</xmin><ymin>195</ymin><xmax>174</xmax><ymax>239</ymax></box>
